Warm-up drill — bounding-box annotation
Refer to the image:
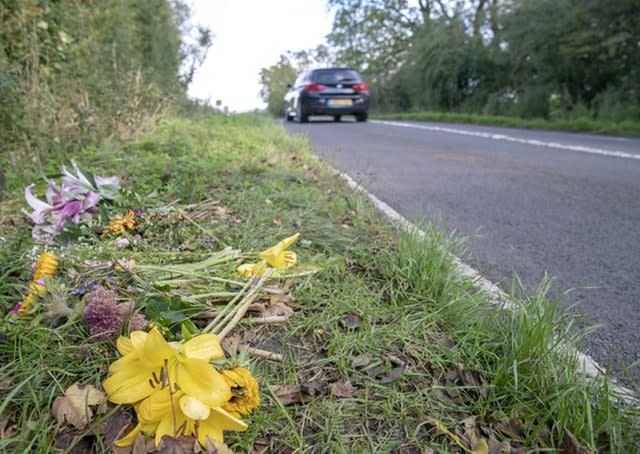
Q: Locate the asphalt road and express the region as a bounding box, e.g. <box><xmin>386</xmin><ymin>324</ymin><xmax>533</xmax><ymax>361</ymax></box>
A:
<box><xmin>282</xmin><ymin>117</ymin><xmax>640</xmax><ymax>385</ymax></box>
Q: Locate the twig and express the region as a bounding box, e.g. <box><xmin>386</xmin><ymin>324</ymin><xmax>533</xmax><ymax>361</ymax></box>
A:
<box><xmin>250</xmin><ymin>315</ymin><xmax>290</xmax><ymax>324</ymax></box>
<box><xmin>248</xmin><ymin>347</ymin><xmax>283</xmax><ymax>362</ymax></box>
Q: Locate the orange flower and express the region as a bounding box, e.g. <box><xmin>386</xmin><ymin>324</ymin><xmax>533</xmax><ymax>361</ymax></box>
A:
<box><xmin>221</xmin><ymin>367</ymin><xmax>260</xmax><ymax>417</ymax></box>
<box><xmin>106</xmin><ymin>210</ymin><xmax>137</xmax><ymax>235</ymax></box>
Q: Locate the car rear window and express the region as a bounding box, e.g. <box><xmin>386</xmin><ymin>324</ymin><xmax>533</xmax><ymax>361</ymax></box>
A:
<box><xmin>312</xmin><ymin>69</ymin><xmax>362</xmax><ymax>85</ymax></box>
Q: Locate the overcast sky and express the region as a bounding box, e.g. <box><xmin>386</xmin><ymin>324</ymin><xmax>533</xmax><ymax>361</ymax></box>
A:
<box><xmin>186</xmin><ymin>0</ymin><xmax>333</xmax><ymax>112</ymax></box>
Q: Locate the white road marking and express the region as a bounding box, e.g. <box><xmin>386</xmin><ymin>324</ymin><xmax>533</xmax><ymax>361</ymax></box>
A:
<box><xmin>373</xmin><ymin>120</ymin><xmax>640</xmax><ymax>161</ymax></box>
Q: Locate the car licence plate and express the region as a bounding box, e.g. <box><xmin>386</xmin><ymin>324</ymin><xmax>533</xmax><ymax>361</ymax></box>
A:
<box><xmin>329</xmin><ymin>98</ymin><xmax>352</xmax><ymax>106</ymax></box>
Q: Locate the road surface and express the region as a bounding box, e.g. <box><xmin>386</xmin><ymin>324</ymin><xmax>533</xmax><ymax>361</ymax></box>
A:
<box><xmin>283</xmin><ymin>117</ymin><xmax>640</xmax><ymax>385</ymax></box>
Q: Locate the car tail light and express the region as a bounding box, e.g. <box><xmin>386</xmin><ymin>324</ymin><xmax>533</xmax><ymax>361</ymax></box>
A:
<box><xmin>304</xmin><ymin>83</ymin><xmax>326</xmax><ymax>92</ymax></box>
<box><xmin>353</xmin><ymin>83</ymin><xmax>369</xmax><ymax>92</ymax></box>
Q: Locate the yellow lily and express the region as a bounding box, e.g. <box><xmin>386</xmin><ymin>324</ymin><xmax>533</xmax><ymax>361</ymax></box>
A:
<box><xmin>116</xmin><ymin>386</ymin><xmax>247</xmax><ymax>447</ymax></box>
<box><xmin>104</xmin><ymin>328</ymin><xmax>229</xmax><ymax>407</ymax></box>
<box><xmin>237</xmin><ymin>233</ymin><xmax>300</xmax><ymax>277</ymax></box>
<box><xmin>259</xmin><ymin>232</ymin><xmax>299</xmax><ymax>268</ymax></box>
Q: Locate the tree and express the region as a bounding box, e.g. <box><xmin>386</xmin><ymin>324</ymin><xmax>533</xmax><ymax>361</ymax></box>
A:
<box><xmin>259</xmin><ymin>55</ymin><xmax>298</xmax><ymax>116</ymax></box>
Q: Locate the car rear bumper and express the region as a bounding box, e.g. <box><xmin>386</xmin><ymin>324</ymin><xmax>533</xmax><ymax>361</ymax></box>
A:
<box><xmin>302</xmin><ymin>96</ymin><xmax>369</xmax><ymax>116</ymax></box>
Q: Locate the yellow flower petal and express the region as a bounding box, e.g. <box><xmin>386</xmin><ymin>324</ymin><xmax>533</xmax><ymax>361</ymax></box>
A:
<box><xmin>267</xmin><ymin>250</ymin><xmax>297</xmax><ymax>269</ymax></box>
<box><xmin>154</xmin><ymin>405</ymin><xmax>190</xmax><ymax>446</ymax></box>
<box><xmin>179</xmin><ymin>395</ymin><xmax>211</xmax><ymax>420</ymax></box>
<box><xmin>180</xmin><ymin>334</ymin><xmax>224</xmax><ymax>361</ymax></box>
<box><xmin>259</xmin><ymin>233</ymin><xmax>300</xmax><ymax>267</ymax></box>
<box><xmin>116</xmin><ymin>336</ymin><xmax>134</xmax><ymax>356</ymax></box>
<box><xmin>129</xmin><ymin>330</ymin><xmax>149</xmax><ymax>356</ymax></box>
<box><xmin>103</xmin><ymin>367</ymin><xmax>155</xmax><ymax>404</ymax></box>
<box><xmin>137</xmin><ymin>388</ymin><xmax>179</xmax><ymax>424</ymax></box>
<box><xmin>176</xmin><ymin>357</ymin><xmax>231</xmax><ymax>408</ymax></box>
<box><xmin>196</xmin><ymin>407</ymin><xmax>248</xmax><ymax>446</ymax></box>
<box><xmin>140</xmin><ymin>328</ymin><xmax>176</xmax><ymax>368</ymax></box>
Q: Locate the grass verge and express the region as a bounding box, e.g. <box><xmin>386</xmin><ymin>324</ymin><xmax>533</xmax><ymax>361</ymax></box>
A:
<box><xmin>373</xmin><ymin>111</ymin><xmax>640</xmax><ymax>137</ymax></box>
<box><xmin>0</xmin><ymin>113</ymin><xmax>638</xmax><ymax>453</ymax></box>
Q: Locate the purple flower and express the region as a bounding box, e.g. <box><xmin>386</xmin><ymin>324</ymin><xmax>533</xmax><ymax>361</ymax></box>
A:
<box><xmin>83</xmin><ymin>286</ymin><xmax>146</xmax><ymax>340</ymax></box>
<box><xmin>23</xmin><ymin>161</ymin><xmax>120</xmax><ymax>243</ymax></box>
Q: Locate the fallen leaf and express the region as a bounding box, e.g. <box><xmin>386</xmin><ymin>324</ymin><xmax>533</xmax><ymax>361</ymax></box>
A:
<box><xmin>263</xmin><ymin>301</ymin><xmax>294</xmax><ymax>318</ymax></box>
<box><xmin>53</xmin><ymin>430</ymin><xmax>94</xmax><ymax>454</ymax></box>
<box><xmin>221</xmin><ymin>332</ymin><xmax>241</xmax><ymax>356</ymax></box>
<box><xmin>351</xmin><ymin>353</ymin><xmax>373</xmax><ymax>369</ymax></box>
<box><xmin>269</xmin><ymin>384</ymin><xmax>314</xmax><ymax>406</ymax></box>
<box><xmin>562</xmin><ymin>428</ymin><xmax>594</xmax><ymax>454</ymax></box>
<box><xmin>301</xmin><ymin>381</ymin><xmax>327</xmax><ymax>397</ymax></box>
<box><xmin>487</xmin><ymin>438</ymin><xmax>512</xmax><ymax>453</ymax></box>
<box><xmin>52</xmin><ymin>383</ymin><xmax>106</xmax><ymax>430</ymax></box>
<box><xmin>0</xmin><ymin>414</ymin><xmax>13</xmax><ymax>439</ymax></box>
<box><xmin>433</xmin><ymin>419</ymin><xmax>488</xmax><ymax>454</ymax></box>
<box><xmin>52</xmin><ymin>397</ymin><xmax>89</xmax><ymax>429</ymax></box>
<box><xmin>339</xmin><ymin>313</ymin><xmax>362</xmax><ymax>330</ymax></box>
<box><xmin>250</xmin><ymin>438</ymin><xmax>270</xmax><ymax>454</ymax></box>
<box><xmin>205</xmin><ymin>437</ymin><xmax>234</xmax><ymax>453</ymax></box>
<box><xmin>330</xmin><ymin>381</ymin><xmax>358</xmax><ymax>398</ymax></box>
<box><xmin>378</xmin><ymin>365</ymin><xmax>406</xmax><ymax>384</ymax></box>
<box><xmin>132</xmin><ymin>431</ymin><xmax>149</xmax><ymax>454</ymax></box>
<box><xmin>67</xmin><ymin>382</ymin><xmax>106</xmax><ymax>408</ymax></box>
<box><xmin>155</xmin><ymin>435</ymin><xmax>198</xmax><ymax>453</ymax></box>
<box><xmin>99</xmin><ymin>408</ymin><xmax>133</xmax><ymax>448</ymax></box>
<box><xmin>496</xmin><ymin>419</ymin><xmax>525</xmax><ymax>442</ymax></box>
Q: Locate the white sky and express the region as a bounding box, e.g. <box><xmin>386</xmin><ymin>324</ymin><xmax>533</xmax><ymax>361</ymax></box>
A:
<box><xmin>186</xmin><ymin>0</ymin><xmax>333</xmax><ymax>112</ymax></box>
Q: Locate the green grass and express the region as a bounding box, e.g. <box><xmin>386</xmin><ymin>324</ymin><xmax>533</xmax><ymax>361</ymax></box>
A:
<box><xmin>373</xmin><ymin>111</ymin><xmax>640</xmax><ymax>137</ymax></box>
<box><xmin>0</xmin><ymin>113</ymin><xmax>638</xmax><ymax>453</ymax></box>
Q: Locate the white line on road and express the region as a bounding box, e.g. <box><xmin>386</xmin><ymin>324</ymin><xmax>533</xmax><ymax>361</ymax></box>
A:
<box><xmin>373</xmin><ymin>120</ymin><xmax>640</xmax><ymax>161</ymax></box>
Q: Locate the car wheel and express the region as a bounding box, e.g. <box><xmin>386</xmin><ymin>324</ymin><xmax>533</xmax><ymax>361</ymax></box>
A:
<box><xmin>296</xmin><ymin>102</ymin><xmax>308</xmax><ymax>123</ymax></box>
<box><xmin>333</xmin><ymin>115</ymin><xmax>341</xmax><ymax>122</ymax></box>
<box><xmin>356</xmin><ymin>112</ymin><xmax>368</xmax><ymax>122</ymax></box>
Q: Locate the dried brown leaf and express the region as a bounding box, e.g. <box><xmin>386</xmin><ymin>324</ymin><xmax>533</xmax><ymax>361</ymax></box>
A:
<box><xmin>488</xmin><ymin>438</ymin><xmax>512</xmax><ymax>453</ymax></box>
<box><xmin>562</xmin><ymin>428</ymin><xmax>594</xmax><ymax>454</ymax></box>
<box><xmin>301</xmin><ymin>380</ymin><xmax>328</xmax><ymax>397</ymax></box>
<box><xmin>99</xmin><ymin>408</ymin><xmax>133</xmax><ymax>448</ymax></box>
<box><xmin>155</xmin><ymin>435</ymin><xmax>196</xmax><ymax>453</ymax></box>
<box><xmin>496</xmin><ymin>419</ymin><xmax>525</xmax><ymax>442</ymax></box>
<box><xmin>132</xmin><ymin>431</ymin><xmax>149</xmax><ymax>454</ymax></box>
<box><xmin>269</xmin><ymin>384</ymin><xmax>313</xmax><ymax>406</ymax></box>
<box><xmin>52</xmin><ymin>396</ymin><xmax>89</xmax><ymax>429</ymax></box>
<box><xmin>205</xmin><ymin>437</ymin><xmax>234</xmax><ymax>453</ymax></box>
<box><xmin>339</xmin><ymin>313</ymin><xmax>362</xmax><ymax>330</ymax></box>
<box><xmin>378</xmin><ymin>365</ymin><xmax>406</xmax><ymax>384</ymax></box>
<box><xmin>52</xmin><ymin>383</ymin><xmax>107</xmax><ymax>430</ymax></box>
<box><xmin>53</xmin><ymin>430</ymin><xmax>94</xmax><ymax>454</ymax></box>
<box><xmin>221</xmin><ymin>332</ymin><xmax>241</xmax><ymax>356</ymax></box>
<box><xmin>263</xmin><ymin>301</ymin><xmax>294</xmax><ymax>318</ymax></box>
<box><xmin>330</xmin><ymin>380</ymin><xmax>358</xmax><ymax>398</ymax></box>
<box><xmin>0</xmin><ymin>414</ymin><xmax>13</xmax><ymax>439</ymax></box>
<box><xmin>250</xmin><ymin>437</ymin><xmax>271</xmax><ymax>454</ymax></box>
<box><xmin>351</xmin><ymin>353</ymin><xmax>373</xmax><ymax>369</ymax></box>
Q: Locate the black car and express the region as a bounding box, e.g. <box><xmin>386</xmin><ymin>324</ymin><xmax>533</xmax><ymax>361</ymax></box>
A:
<box><xmin>284</xmin><ymin>68</ymin><xmax>369</xmax><ymax>123</ymax></box>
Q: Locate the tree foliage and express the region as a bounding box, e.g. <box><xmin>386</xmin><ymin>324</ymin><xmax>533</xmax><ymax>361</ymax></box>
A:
<box><xmin>259</xmin><ymin>55</ymin><xmax>298</xmax><ymax>117</ymax></box>
<box><xmin>319</xmin><ymin>0</ymin><xmax>640</xmax><ymax>121</ymax></box>
<box><xmin>0</xmin><ymin>0</ymin><xmax>212</xmax><ymax>179</ymax></box>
